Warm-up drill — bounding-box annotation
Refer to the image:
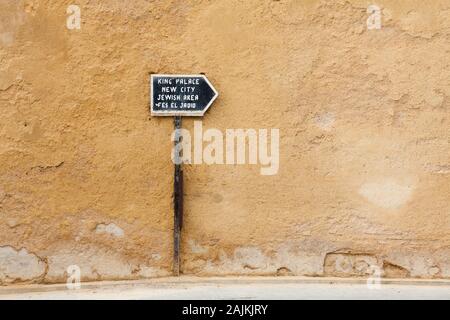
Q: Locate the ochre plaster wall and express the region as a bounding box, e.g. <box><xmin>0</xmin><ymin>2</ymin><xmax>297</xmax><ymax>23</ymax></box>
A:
<box><xmin>0</xmin><ymin>0</ymin><xmax>449</xmax><ymax>284</ymax></box>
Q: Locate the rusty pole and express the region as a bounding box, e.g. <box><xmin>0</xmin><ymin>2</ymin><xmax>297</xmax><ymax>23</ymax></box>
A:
<box><xmin>173</xmin><ymin>115</ymin><xmax>183</xmax><ymax>276</ymax></box>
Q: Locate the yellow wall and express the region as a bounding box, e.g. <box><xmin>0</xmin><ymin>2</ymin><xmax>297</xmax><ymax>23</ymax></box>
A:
<box><xmin>0</xmin><ymin>0</ymin><xmax>449</xmax><ymax>284</ymax></box>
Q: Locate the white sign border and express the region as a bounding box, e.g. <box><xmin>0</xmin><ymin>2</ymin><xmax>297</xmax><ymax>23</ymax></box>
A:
<box><xmin>150</xmin><ymin>74</ymin><xmax>219</xmax><ymax>117</ymax></box>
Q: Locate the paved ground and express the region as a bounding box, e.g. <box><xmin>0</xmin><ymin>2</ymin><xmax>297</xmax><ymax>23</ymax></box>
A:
<box><xmin>0</xmin><ymin>277</ymin><xmax>449</xmax><ymax>300</ymax></box>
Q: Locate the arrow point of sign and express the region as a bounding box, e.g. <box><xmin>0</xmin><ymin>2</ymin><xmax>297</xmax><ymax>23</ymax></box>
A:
<box><xmin>200</xmin><ymin>75</ymin><xmax>219</xmax><ymax>116</ymax></box>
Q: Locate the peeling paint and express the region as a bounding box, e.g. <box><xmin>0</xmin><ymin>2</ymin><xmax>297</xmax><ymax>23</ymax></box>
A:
<box><xmin>359</xmin><ymin>179</ymin><xmax>414</xmax><ymax>209</ymax></box>
<box><xmin>0</xmin><ymin>246</ymin><xmax>47</xmax><ymax>283</ymax></box>
<box><xmin>314</xmin><ymin>113</ymin><xmax>335</xmax><ymax>131</ymax></box>
<box><xmin>189</xmin><ymin>240</ymin><xmax>209</xmax><ymax>254</ymax></box>
<box><xmin>45</xmin><ymin>247</ymin><xmax>170</xmax><ymax>283</ymax></box>
<box><xmin>95</xmin><ymin>223</ymin><xmax>124</xmax><ymax>238</ymax></box>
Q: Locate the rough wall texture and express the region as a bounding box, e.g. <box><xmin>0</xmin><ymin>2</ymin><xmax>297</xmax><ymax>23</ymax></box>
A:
<box><xmin>0</xmin><ymin>0</ymin><xmax>449</xmax><ymax>284</ymax></box>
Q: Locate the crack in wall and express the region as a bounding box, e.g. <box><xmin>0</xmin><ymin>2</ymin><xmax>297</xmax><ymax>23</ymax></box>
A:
<box><xmin>27</xmin><ymin>161</ymin><xmax>65</xmax><ymax>174</ymax></box>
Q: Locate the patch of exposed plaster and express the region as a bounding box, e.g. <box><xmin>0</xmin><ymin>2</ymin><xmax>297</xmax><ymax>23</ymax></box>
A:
<box><xmin>0</xmin><ymin>1</ymin><xmax>25</xmax><ymax>46</ymax></box>
<box><xmin>359</xmin><ymin>179</ymin><xmax>414</xmax><ymax>209</ymax></box>
<box><xmin>425</xmin><ymin>164</ymin><xmax>450</xmax><ymax>174</ymax></box>
<box><xmin>383</xmin><ymin>261</ymin><xmax>410</xmax><ymax>278</ymax></box>
<box><xmin>204</xmin><ymin>246</ymin><xmax>271</xmax><ymax>274</ymax></box>
<box><xmin>0</xmin><ymin>246</ymin><xmax>47</xmax><ymax>284</ymax></box>
<box><xmin>189</xmin><ymin>240</ymin><xmax>209</xmax><ymax>254</ymax></box>
<box><xmin>95</xmin><ymin>223</ymin><xmax>124</xmax><ymax>237</ymax></box>
<box><xmin>314</xmin><ymin>112</ymin><xmax>335</xmax><ymax>131</ymax></box>
<box><xmin>151</xmin><ymin>253</ymin><xmax>162</xmax><ymax>261</ymax></box>
<box><xmin>202</xmin><ymin>243</ymin><xmax>328</xmax><ymax>276</ymax></box>
<box><xmin>45</xmin><ymin>247</ymin><xmax>169</xmax><ymax>282</ymax></box>
<box><xmin>324</xmin><ymin>251</ymin><xmax>379</xmax><ymax>277</ymax></box>
<box><xmin>199</xmin><ymin>243</ymin><xmax>450</xmax><ymax>279</ymax></box>
<box><xmin>428</xmin><ymin>266</ymin><xmax>441</xmax><ymax>277</ymax></box>
<box><xmin>135</xmin><ymin>265</ymin><xmax>169</xmax><ymax>278</ymax></box>
<box><xmin>383</xmin><ymin>251</ymin><xmax>445</xmax><ymax>278</ymax></box>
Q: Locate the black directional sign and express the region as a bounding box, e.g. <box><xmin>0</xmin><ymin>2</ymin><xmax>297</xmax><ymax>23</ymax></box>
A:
<box><xmin>150</xmin><ymin>74</ymin><xmax>219</xmax><ymax>116</ymax></box>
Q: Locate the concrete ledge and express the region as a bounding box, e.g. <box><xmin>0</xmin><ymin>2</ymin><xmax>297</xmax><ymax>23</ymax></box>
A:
<box><xmin>1</xmin><ymin>276</ymin><xmax>450</xmax><ymax>296</ymax></box>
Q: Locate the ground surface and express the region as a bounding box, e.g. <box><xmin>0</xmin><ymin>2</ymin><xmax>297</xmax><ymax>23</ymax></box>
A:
<box><xmin>0</xmin><ymin>277</ymin><xmax>449</xmax><ymax>300</ymax></box>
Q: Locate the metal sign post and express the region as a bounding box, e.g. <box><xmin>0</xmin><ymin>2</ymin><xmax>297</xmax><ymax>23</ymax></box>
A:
<box><xmin>150</xmin><ymin>74</ymin><xmax>218</xmax><ymax>275</ymax></box>
<box><xmin>173</xmin><ymin>115</ymin><xmax>183</xmax><ymax>276</ymax></box>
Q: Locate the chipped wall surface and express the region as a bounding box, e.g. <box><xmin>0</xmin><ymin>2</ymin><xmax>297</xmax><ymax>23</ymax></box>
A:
<box><xmin>0</xmin><ymin>0</ymin><xmax>449</xmax><ymax>284</ymax></box>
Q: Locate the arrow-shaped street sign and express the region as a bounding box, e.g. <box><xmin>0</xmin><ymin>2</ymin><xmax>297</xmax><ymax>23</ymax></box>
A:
<box><xmin>150</xmin><ymin>74</ymin><xmax>219</xmax><ymax>116</ymax></box>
